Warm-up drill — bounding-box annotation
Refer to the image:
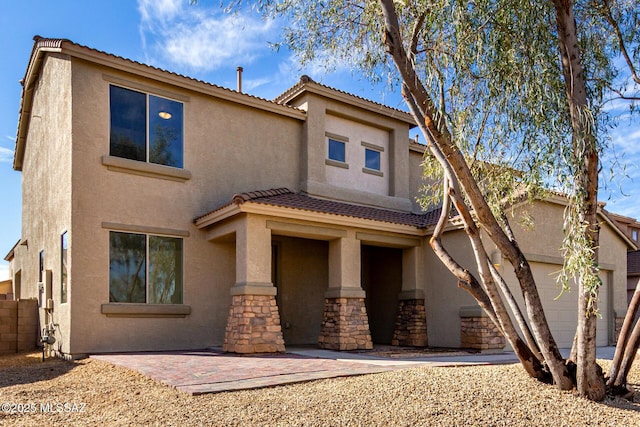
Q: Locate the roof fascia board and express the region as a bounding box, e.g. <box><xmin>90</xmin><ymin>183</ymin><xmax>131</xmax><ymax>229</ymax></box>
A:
<box><xmin>238</xmin><ymin>203</ymin><xmax>424</xmax><ymax>235</ymax></box>
<box><xmin>196</xmin><ymin>201</ymin><xmax>426</xmax><ymax>236</ymax></box>
<box><xmin>14</xmin><ymin>46</ymin><xmax>64</xmax><ymax>170</ymax></box>
<box><xmin>285</xmin><ymin>81</ymin><xmax>416</xmax><ymax>127</ymax></box>
<box><xmin>62</xmin><ymin>43</ymin><xmax>307</xmax><ymax>121</ymax></box>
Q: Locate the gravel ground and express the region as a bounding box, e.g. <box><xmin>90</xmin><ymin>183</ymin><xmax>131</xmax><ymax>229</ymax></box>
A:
<box><xmin>0</xmin><ymin>351</ymin><xmax>639</xmax><ymax>426</ymax></box>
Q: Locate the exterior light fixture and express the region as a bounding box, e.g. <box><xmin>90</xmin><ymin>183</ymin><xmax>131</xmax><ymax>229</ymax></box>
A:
<box><xmin>158</xmin><ymin>111</ymin><xmax>172</xmax><ymax>120</ymax></box>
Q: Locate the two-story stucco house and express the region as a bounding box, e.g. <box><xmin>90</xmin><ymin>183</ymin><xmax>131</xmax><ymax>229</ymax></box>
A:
<box><xmin>6</xmin><ymin>36</ymin><xmax>637</xmax><ymax>358</ymax></box>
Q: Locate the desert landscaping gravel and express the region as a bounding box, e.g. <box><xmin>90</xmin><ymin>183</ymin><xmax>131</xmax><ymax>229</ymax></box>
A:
<box><xmin>0</xmin><ymin>351</ymin><xmax>639</xmax><ymax>426</ymax></box>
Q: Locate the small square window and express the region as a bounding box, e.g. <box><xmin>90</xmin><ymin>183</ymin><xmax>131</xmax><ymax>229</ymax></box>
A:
<box><xmin>328</xmin><ymin>139</ymin><xmax>346</xmax><ymax>163</ymax></box>
<box><xmin>365</xmin><ymin>148</ymin><xmax>381</xmax><ymax>171</ymax></box>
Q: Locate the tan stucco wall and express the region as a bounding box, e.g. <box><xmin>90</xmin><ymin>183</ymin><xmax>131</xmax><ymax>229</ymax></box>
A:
<box><xmin>324</xmin><ymin>114</ymin><xmax>389</xmax><ymax>195</ymax></box>
<box><xmin>274</xmin><ymin>236</ymin><xmax>328</xmax><ymax>345</ymax></box>
<box><xmin>288</xmin><ymin>91</ymin><xmax>413</xmax><ymax>211</ymax></box>
<box><xmin>494</xmin><ymin>200</ymin><xmax>627</xmax><ymax>347</ymax></box>
<box><xmin>11</xmin><ymin>53</ymin><xmax>73</xmax><ymax>351</ymax></box>
<box><xmin>422</xmin><ymin>199</ymin><xmax>629</xmax><ymax>349</ymax></box>
<box><xmin>423</xmin><ymin>229</ymin><xmax>478</xmax><ymax>348</ymax></box>
<box><xmin>13</xmin><ymin>53</ymin><xmax>312</xmax><ymax>355</ymax></box>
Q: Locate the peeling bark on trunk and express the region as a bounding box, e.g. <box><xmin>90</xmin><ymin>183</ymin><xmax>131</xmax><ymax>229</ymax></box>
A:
<box><xmin>379</xmin><ymin>0</ymin><xmax>570</xmax><ymax>390</ymax></box>
<box><xmin>552</xmin><ymin>0</ymin><xmax>605</xmax><ymax>401</ymax></box>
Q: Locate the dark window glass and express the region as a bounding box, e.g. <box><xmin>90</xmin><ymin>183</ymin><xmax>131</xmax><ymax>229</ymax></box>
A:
<box><xmin>149</xmin><ymin>95</ymin><xmax>184</xmax><ymax>168</ymax></box>
<box><xmin>61</xmin><ymin>232</ymin><xmax>68</xmax><ymax>303</ymax></box>
<box><xmin>328</xmin><ymin>139</ymin><xmax>346</xmax><ymax>162</ymax></box>
<box><xmin>109</xmin><ymin>85</ymin><xmax>184</xmax><ymax>167</ymax></box>
<box><xmin>365</xmin><ymin>148</ymin><xmax>381</xmax><ymax>170</ymax></box>
<box><xmin>109</xmin><ymin>232</ymin><xmax>146</xmax><ymax>303</ymax></box>
<box><xmin>39</xmin><ymin>250</ymin><xmax>44</xmax><ymax>282</ymax></box>
<box><xmin>149</xmin><ymin>236</ymin><xmax>183</xmax><ymax>304</ymax></box>
<box><xmin>110</xmin><ymin>86</ymin><xmax>146</xmax><ymax>162</ymax></box>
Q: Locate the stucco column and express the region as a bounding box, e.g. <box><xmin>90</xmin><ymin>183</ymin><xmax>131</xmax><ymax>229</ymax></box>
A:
<box><xmin>392</xmin><ymin>246</ymin><xmax>428</xmax><ymax>347</ymax></box>
<box><xmin>223</xmin><ymin>216</ymin><xmax>285</xmax><ymax>354</ymax></box>
<box><xmin>318</xmin><ymin>233</ymin><xmax>373</xmax><ymax>350</ymax></box>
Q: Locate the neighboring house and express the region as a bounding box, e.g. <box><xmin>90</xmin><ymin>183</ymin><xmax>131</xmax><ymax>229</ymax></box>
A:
<box><xmin>608</xmin><ymin>212</ymin><xmax>640</xmax><ymax>245</ymax></box>
<box><xmin>628</xmin><ymin>251</ymin><xmax>640</xmax><ymax>304</ymax></box>
<box><xmin>608</xmin><ymin>212</ymin><xmax>640</xmax><ymax>305</ymax></box>
<box><xmin>5</xmin><ymin>36</ymin><xmax>636</xmax><ymax>358</ymax></box>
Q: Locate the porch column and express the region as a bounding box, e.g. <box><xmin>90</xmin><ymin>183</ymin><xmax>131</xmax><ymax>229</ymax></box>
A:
<box><xmin>223</xmin><ymin>216</ymin><xmax>285</xmax><ymax>354</ymax></box>
<box><xmin>392</xmin><ymin>246</ymin><xmax>428</xmax><ymax>347</ymax></box>
<box><xmin>318</xmin><ymin>232</ymin><xmax>373</xmax><ymax>350</ymax></box>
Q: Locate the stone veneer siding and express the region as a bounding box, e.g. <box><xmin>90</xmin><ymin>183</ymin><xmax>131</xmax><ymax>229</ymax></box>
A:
<box><xmin>222</xmin><ymin>294</ymin><xmax>285</xmax><ymax>353</ymax></box>
<box><xmin>318</xmin><ymin>297</ymin><xmax>373</xmax><ymax>350</ymax></box>
<box><xmin>391</xmin><ymin>299</ymin><xmax>427</xmax><ymax>347</ymax></box>
<box><xmin>0</xmin><ymin>299</ymin><xmax>38</xmax><ymax>354</ymax></box>
<box><xmin>460</xmin><ymin>308</ymin><xmax>505</xmax><ymax>351</ymax></box>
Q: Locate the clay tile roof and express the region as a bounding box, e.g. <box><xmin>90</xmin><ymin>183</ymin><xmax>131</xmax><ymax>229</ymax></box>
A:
<box><xmin>629</xmin><ymin>250</ymin><xmax>640</xmax><ymax>276</ymax></box>
<box><xmin>225</xmin><ymin>188</ymin><xmax>441</xmax><ymax>229</ymax></box>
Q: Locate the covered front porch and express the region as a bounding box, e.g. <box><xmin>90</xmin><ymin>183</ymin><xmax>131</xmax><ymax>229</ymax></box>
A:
<box><xmin>194</xmin><ymin>189</ymin><xmax>432</xmax><ymax>354</ymax></box>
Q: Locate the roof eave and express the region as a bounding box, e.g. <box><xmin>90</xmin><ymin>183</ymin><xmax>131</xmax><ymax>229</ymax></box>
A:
<box><xmin>278</xmin><ymin>78</ymin><xmax>417</xmax><ymax>128</ymax></box>
<box><xmin>14</xmin><ymin>39</ymin><xmax>66</xmax><ymax>171</ymax></box>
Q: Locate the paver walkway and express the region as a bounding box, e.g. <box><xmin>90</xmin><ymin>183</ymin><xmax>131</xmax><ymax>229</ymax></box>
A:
<box><xmin>90</xmin><ymin>346</ymin><xmax>616</xmax><ymax>395</ymax></box>
<box><xmin>91</xmin><ymin>349</ymin><xmax>407</xmax><ymax>395</ymax></box>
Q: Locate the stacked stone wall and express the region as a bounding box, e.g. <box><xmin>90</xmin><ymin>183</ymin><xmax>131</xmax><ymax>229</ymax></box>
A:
<box><xmin>460</xmin><ymin>316</ymin><xmax>505</xmax><ymax>351</ymax></box>
<box><xmin>391</xmin><ymin>299</ymin><xmax>427</xmax><ymax>347</ymax></box>
<box><xmin>318</xmin><ymin>297</ymin><xmax>373</xmax><ymax>351</ymax></box>
<box><xmin>222</xmin><ymin>294</ymin><xmax>285</xmax><ymax>353</ymax></box>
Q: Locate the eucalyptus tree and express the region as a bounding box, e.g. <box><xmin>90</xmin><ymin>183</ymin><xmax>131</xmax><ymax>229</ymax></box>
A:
<box><xmin>215</xmin><ymin>0</ymin><xmax>638</xmax><ymax>400</ymax></box>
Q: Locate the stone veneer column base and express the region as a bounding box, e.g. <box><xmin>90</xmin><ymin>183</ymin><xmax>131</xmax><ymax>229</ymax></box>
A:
<box><xmin>391</xmin><ymin>299</ymin><xmax>427</xmax><ymax>347</ymax></box>
<box><xmin>460</xmin><ymin>316</ymin><xmax>505</xmax><ymax>351</ymax></box>
<box><xmin>318</xmin><ymin>297</ymin><xmax>373</xmax><ymax>351</ymax></box>
<box><xmin>222</xmin><ymin>294</ymin><xmax>285</xmax><ymax>354</ymax></box>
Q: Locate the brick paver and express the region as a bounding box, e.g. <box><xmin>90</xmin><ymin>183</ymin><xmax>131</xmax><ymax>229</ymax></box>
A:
<box><xmin>91</xmin><ymin>349</ymin><xmax>404</xmax><ymax>395</ymax></box>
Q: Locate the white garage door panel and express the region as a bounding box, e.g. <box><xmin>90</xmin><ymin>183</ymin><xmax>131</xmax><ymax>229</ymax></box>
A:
<box><xmin>529</xmin><ymin>263</ymin><xmax>609</xmax><ymax>348</ymax></box>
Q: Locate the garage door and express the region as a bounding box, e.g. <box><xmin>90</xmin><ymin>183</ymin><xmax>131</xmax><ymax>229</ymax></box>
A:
<box><xmin>505</xmin><ymin>262</ymin><xmax>609</xmax><ymax>348</ymax></box>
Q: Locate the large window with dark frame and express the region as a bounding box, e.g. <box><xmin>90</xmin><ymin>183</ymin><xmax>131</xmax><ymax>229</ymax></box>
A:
<box><xmin>109</xmin><ymin>231</ymin><xmax>183</xmax><ymax>304</ymax></box>
<box><xmin>109</xmin><ymin>85</ymin><xmax>184</xmax><ymax>168</ymax></box>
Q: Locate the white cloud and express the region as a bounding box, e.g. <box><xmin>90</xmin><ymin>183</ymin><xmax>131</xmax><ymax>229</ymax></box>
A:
<box><xmin>0</xmin><ymin>147</ymin><xmax>13</xmax><ymax>163</ymax></box>
<box><xmin>137</xmin><ymin>0</ymin><xmax>277</xmax><ymax>73</ymax></box>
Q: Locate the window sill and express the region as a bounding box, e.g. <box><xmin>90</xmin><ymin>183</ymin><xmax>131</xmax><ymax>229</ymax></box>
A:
<box><xmin>101</xmin><ymin>303</ymin><xmax>191</xmax><ymax>318</ymax></box>
<box><xmin>102</xmin><ymin>155</ymin><xmax>192</xmax><ymax>182</ymax></box>
<box><xmin>362</xmin><ymin>167</ymin><xmax>383</xmax><ymax>177</ymax></box>
<box><xmin>325</xmin><ymin>159</ymin><xmax>349</xmax><ymax>169</ymax></box>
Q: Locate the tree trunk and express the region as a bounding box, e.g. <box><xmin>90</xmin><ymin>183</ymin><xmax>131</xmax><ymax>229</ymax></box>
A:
<box><xmin>379</xmin><ymin>0</ymin><xmax>571</xmax><ymax>390</ymax></box>
<box><xmin>552</xmin><ymin>0</ymin><xmax>605</xmax><ymax>401</ymax></box>
<box><xmin>609</xmin><ymin>279</ymin><xmax>640</xmax><ymax>388</ymax></box>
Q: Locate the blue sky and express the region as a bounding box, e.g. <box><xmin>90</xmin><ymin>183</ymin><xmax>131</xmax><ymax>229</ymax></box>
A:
<box><xmin>0</xmin><ymin>1</ymin><xmax>638</xmax><ymax>280</ymax></box>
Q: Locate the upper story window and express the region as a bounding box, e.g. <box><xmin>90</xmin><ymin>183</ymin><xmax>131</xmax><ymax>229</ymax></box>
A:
<box><xmin>632</xmin><ymin>229</ymin><xmax>638</xmax><ymax>242</ymax></box>
<box><xmin>365</xmin><ymin>148</ymin><xmax>381</xmax><ymax>171</ymax></box>
<box><xmin>328</xmin><ymin>138</ymin><xmax>346</xmax><ymax>163</ymax></box>
<box><xmin>109</xmin><ymin>85</ymin><xmax>184</xmax><ymax>168</ymax></box>
<box><xmin>109</xmin><ymin>231</ymin><xmax>183</xmax><ymax>304</ymax></box>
